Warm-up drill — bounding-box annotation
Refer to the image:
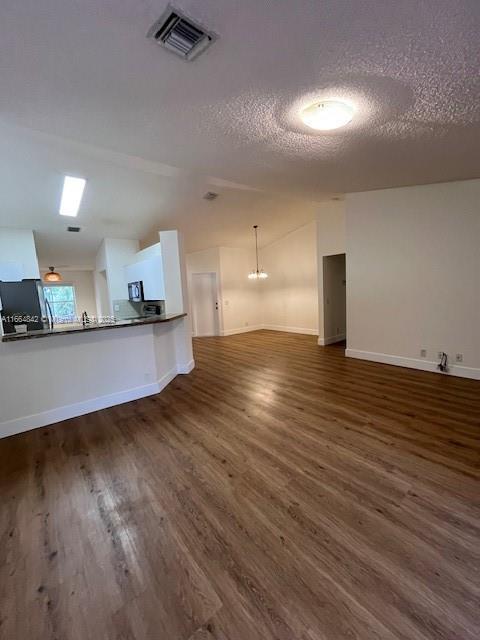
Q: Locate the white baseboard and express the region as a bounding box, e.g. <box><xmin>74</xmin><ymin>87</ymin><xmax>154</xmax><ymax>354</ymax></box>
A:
<box><xmin>318</xmin><ymin>333</ymin><xmax>346</xmax><ymax>346</ymax></box>
<box><xmin>218</xmin><ymin>324</ymin><xmax>318</xmax><ymax>337</ymax></box>
<box><xmin>221</xmin><ymin>325</ymin><xmax>263</xmax><ymax>336</ymax></box>
<box><xmin>177</xmin><ymin>359</ymin><xmax>195</xmax><ymax>374</ymax></box>
<box><xmin>0</xmin><ymin>366</ymin><xmax>180</xmax><ymax>440</ymax></box>
<box><xmin>263</xmin><ymin>324</ymin><xmax>318</xmax><ymax>336</ymax></box>
<box><xmin>346</xmin><ymin>349</ymin><xmax>480</xmax><ymax>380</ymax></box>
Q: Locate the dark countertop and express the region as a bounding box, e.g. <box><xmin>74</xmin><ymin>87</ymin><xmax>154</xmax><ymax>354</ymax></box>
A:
<box><xmin>1</xmin><ymin>313</ymin><xmax>187</xmax><ymax>342</ymax></box>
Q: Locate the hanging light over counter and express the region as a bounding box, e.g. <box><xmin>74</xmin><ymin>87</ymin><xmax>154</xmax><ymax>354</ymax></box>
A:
<box><xmin>44</xmin><ymin>266</ymin><xmax>63</xmax><ymax>282</ymax></box>
<box><xmin>248</xmin><ymin>225</ymin><xmax>268</xmax><ymax>280</ymax></box>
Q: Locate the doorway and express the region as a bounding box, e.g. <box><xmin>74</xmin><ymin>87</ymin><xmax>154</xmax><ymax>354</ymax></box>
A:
<box><xmin>191</xmin><ymin>272</ymin><xmax>219</xmax><ymax>337</ymax></box>
<box><xmin>322</xmin><ymin>253</ymin><xmax>346</xmax><ymax>345</ymax></box>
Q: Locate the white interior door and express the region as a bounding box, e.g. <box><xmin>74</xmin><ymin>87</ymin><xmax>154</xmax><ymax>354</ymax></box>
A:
<box><xmin>192</xmin><ymin>272</ymin><xmax>218</xmax><ymax>336</ymax></box>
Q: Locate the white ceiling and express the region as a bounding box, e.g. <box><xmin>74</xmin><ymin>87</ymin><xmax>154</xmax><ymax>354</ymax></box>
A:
<box><xmin>0</xmin><ymin>122</ymin><xmax>321</xmax><ymax>266</ymax></box>
<box><xmin>0</xmin><ymin>0</ymin><xmax>479</xmax><ymax>266</ymax></box>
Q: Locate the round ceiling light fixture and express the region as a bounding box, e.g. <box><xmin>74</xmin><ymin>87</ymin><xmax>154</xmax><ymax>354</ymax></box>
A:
<box><xmin>300</xmin><ymin>99</ymin><xmax>355</xmax><ymax>131</ymax></box>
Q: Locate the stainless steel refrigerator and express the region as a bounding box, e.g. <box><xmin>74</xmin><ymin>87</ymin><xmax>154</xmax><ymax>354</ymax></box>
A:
<box><xmin>0</xmin><ymin>279</ymin><xmax>50</xmax><ymax>334</ymax></box>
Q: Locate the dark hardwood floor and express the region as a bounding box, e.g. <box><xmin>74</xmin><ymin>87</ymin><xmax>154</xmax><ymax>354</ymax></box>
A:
<box><xmin>1</xmin><ymin>330</ymin><xmax>479</xmax><ymax>640</ymax></box>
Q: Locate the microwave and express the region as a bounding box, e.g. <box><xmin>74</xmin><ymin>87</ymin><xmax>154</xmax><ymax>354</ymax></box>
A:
<box><xmin>128</xmin><ymin>281</ymin><xmax>144</xmax><ymax>302</ymax></box>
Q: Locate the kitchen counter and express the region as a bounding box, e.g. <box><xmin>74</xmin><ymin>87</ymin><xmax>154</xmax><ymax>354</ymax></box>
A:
<box><xmin>0</xmin><ymin>310</ymin><xmax>194</xmax><ymax>439</ymax></box>
<box><xmin>1</xmin><ymin>313</ymin><xmax>187</xmax><ymax>342</ymax></box>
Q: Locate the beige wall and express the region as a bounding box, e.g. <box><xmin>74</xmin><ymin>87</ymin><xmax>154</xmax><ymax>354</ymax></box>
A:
<box><xmin>186</xmin><ymin>212</ymin><xmax>342</xmax><ymax>338</ymax></box>
<box><xmin>316</xmin><ymin>201</ymin><xmax>346</xmax><ymax>343</ymax></box>
<box><xmin>186</xmin><ymin>247</ymin><xmax>222</xmax><ymax>334</ymax></box>
<box><xmin>186</xmin><ymin>247</ymin><xmax>262</xmax><ymax>336</ymax></box>
<box><xmin>41</xmin><ymin>268</ymin><xmax>98</xmax><ymax>319</ymax></box>
<box><xmin>261</xmin><ymin>221</ymin><xmax>318</xmax><ymax>334</ymax></box>
<box><xmin>219</xmin><ymin>247</ymin><xmax>262</xmax><ymax>335</ymax></box>
<box><xmin>346</xmin><ymin>179</ymin><xmax>480</xmax><ymax>378</ymax></box>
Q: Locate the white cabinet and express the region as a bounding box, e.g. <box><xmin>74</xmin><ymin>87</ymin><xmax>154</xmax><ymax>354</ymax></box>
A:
<box><xmin>124</xmin><ymin>255</ymin><xmax>165</xmax><ymax>301</ymax></box>
<box><xmin>141</xmin><ymin>255</ymin><xmax>165</xmax><ymax>300</ymax></box>
<box><xmin>0</xmin><ymin>262</ymin><xmax>24</xmax><ymax>282</ymax></box>
<box><xmin>125</xmin><ymin>261</ymin><xmax>142</xmax><ymax>286</ymax></box>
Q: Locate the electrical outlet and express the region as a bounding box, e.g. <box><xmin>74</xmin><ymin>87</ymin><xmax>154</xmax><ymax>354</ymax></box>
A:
<box><xmin>437</xmin><ymin>351</ymin><xmax>444</xmax><ymax>359</ymax></box>
<box><xmin>420</xmin><ymin>349</ymin><xmax>427</xmax><ymax>358</ymax></box>
<box><xmin>455</xmin><ymin>353</ymin><xmax>463</xmax><ymax>363</ymax></box>
<box><xmin>245</xmin><ymin>321</ymin><xmax>249</xmax><ymax>326</ymax></box>
<box><xmin>114</xmin><ymin>304</ymin><xmax>120</xmax><ymax>312</ymax></box>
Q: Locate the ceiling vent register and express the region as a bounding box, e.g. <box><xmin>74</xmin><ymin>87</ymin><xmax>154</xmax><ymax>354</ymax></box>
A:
<box><xmin>203</xmin><ymin>191</ymin><xmax>219</xmax><ymax>200</ymax></box>
<box><xmin>147</xmin><ymin>5</ymin><xmax>216</xmax><ymax>60</ymax></box>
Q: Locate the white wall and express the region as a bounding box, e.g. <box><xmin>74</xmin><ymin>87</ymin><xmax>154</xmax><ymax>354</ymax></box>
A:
<box><xmin>261</xmin><ymin>221</ymin><xmax>318</xmax><ymax>334</ymax></box>
<box><xmin>186</xmin><ymin>246</ymin><xmax>262</xmax><ymax>336</ymax></box>
<box><xmin>0</xmin><ymin>319</ymin><xmax>193</xmax><ymax>438</ymax></box>
<box><xmin>316</xmin><ymin>202</ymin><xmax>346</xmax><ymax>344</ymax></box>
<box><xmin>0</xmin><ymin>228</ymin><xmax>40</xmax><ymax>279</ymax></box>
<box><xmin>94</xmin><ymin>238</ymin><xmax>139</xmax><ymax>315</ymax></box>
<box><xmin>346</xmin><ymin>179</ymin><xmax>480</xmax><ymax>379</ymax></box>
<box><xmin>159</xmin><ymin>230</ymin><xmax>185</xmax><ymax>316</ymax></box>
<box><xmin>158</xmin><ymin>229</ymin><xmax>194</xmax><ymax>369</ymax></box>
<box><xmin>41</xmin><ymin>268</ymin><xmax>98</xmax><ymax>318</ymax></box>
<box><xmin>186</xmin><ymin>247</ymin><xmax>223</xmax><ymax>335</ymax></box>
<box><xmin>186</xmin><ymin>215</ymin><xmax>341</xmax><ymax>338</ymax></box>
<box><xmin>104</xmin><ymin>238</ymin><xmax>140</xmax><ymax>303</ymax></box>
<box><xmin>218</xmin><ymin>247</ymin><xmax>262</xmax><ymax>335</ymax></box>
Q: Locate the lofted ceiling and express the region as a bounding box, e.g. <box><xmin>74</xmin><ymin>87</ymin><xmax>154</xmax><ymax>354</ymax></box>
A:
<box><xmin>0</xmin><ymin>0</ymin><xmax>479</xmax><ymax>265</ymax></box>
<box><xmin>0</xmin><ymin>122</ymin><xmax>321</xmax><ymax>266</ymax></box>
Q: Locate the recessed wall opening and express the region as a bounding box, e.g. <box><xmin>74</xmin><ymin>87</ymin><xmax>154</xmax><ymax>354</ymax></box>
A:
<box><xmin>322</xmin><ymin>253</ymin><xmax>346</xmax><ymax>346</ymax></box>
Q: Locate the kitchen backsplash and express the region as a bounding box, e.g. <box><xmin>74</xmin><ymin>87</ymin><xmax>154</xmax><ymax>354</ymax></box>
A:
<box><xmin>113</xmin><ymin>299</ymin><xmax>165</xmax><ymax>320</ymax></box>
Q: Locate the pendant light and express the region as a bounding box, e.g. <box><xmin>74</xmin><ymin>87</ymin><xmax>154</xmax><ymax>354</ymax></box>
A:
<box><xmin>248</xmin><ymin>225</ymin><xmax>268</xmax><ymax>280</ymax></box>
<box><xmin>44</xmin><ymin>266</ymin><xmax>63</xmax><ymax>283</ymax></box>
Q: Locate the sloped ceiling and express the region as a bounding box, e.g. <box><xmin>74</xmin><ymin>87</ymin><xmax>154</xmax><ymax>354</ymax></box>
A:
<box><xmin>0</xmin><ymin>0</ymin><xmax>478</xmax><ymax>265</ymax></box>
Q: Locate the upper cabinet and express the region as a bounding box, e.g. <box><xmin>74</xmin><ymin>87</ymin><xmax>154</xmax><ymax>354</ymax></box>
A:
<box><xmin>0</xmin><ymin>262</ymin><xmax>24</xmax><ymax>282</ymax></box>
<box><xmin>140</xmin><ymin>255</ymin><xmax>165</xmax><ymax>301</ymax></box>
<box><xmin>124</xmin><ymin>244</ymin><xmax>165</xmax><ymax>301</ymax></box>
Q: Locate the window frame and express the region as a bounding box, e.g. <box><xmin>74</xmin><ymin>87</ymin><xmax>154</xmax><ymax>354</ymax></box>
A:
<box><xmin>43</xmin><ymin>283</ymin><xmax>78</xmax><ymax>324</ymax></box>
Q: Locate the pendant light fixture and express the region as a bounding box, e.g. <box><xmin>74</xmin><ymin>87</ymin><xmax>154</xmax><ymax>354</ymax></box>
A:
<box><xmin>248</xmin><ymin>225</ymin><xmax>268</xmax><ymax>280</ymax></box>
<box><xmin>44</xmin><ymin>266</ymin><xmax>63</xmax><ymax>283</ymax></box>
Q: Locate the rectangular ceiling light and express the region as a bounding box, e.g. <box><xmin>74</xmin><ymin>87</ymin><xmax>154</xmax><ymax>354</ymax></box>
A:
<box><xmin>59</xmin><ymin>175</ymin><xmax>86</xmax><ymax>217</ymax></box>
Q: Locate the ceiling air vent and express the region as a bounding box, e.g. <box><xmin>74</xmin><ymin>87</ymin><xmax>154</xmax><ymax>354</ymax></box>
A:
<box><xmin>67</xmin><ymin>226</ymin><xmax>81</xmax><ymax>232</ymax></box>
<box><xmin>147</xmin><ymin>5</ymin><xmax>216</xmax><ymax>60</ymax></box>
<box><xmin>203</xmin><ymin>191</ymin><xmax>218</xmax><ymax>201</ymax></box>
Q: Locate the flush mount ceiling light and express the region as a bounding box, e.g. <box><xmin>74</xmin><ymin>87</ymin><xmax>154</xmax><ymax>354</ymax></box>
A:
<box><xmin>301</xmin><ymin>99</ymin><xmax>354</xmax><ymax>131</ymax></box>
<box><xmin>44</xmin><ymin>266</ymin><xmax>62</xmax><ymax>283</ymax></box>
<box><xmin>59</xmin><ymin>175</ymin><xmax>86</xmax><ymax>217</ymax></box>
<box><xmin>248</xmin><ymin>225</ymin><xmax>268</xmax><ymax>280</ymax></box>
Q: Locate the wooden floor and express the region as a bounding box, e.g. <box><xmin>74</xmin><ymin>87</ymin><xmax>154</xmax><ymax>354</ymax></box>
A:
<box><xmin>1</xmin><ymin>331</ymin><xmax>479</xmax><ymax>640</ymax></box>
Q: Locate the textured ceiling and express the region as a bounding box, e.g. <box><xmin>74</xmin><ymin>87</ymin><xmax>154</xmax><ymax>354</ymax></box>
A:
<box><xmin>0</xmin><ymin>0</ymin><xmax>479</xmax><ymax>263</ymax></box>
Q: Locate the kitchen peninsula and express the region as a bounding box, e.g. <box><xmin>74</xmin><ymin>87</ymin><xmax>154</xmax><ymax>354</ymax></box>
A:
<box><xmin>1</xmin><ymin>312</ymin><xmax>186</xmax><ymax>342</ymax></box>
<box><xmin>0</xmin><ymin>311</ymin><xmax>193</xmax><ymax>439</ymax></box>
<box><xmin>0</xmin><ymin>229</ymin><xmax>194</xmax><ymax>439</ymax></box>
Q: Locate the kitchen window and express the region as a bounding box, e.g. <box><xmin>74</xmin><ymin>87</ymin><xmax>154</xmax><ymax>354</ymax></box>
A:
<box><xmin>44</xmin><ymin>285</ymin><xmax>77</xmax><ymax>323</ymax></box>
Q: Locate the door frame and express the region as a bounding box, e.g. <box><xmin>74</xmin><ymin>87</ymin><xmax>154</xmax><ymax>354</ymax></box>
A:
<box><xmin>191</xmin><ymin>271</ymin><xmax>221</xmax><ymax>337</ymax></box>
<box><xmin>321</xmin><ymin>253</ymin><xmax>346</xmax><ymax>346</ymax></box>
